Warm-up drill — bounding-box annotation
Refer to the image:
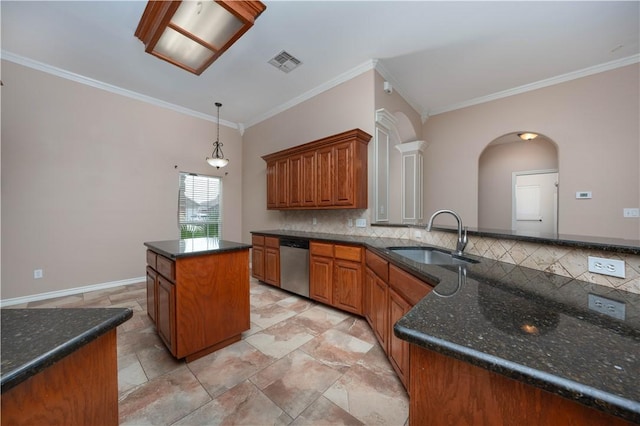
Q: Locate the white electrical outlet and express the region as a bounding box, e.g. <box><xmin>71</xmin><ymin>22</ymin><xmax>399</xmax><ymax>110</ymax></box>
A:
<box><xmin>34</xmin><ymin>269</ymin><xmax>43</xmax><ymax>279</ymax></box>
<box><xmin>588</xmin><ymin>294</ymin><xmax>625</xmax><ymax>320</ymax></box>
<box><xmin>588</xmin><ymin>256</ymin><xmax>625</xmax><ymax>279</ymax></box>
<box><xmin>623</xmin><ymin>208</ymin><xmax>639</xmax><ymax>218</ymax></box>
<box><xmin>312</xmin><ymin>217</ymin><xmax>317</xmax><ymax>225</ymax></box>
<box><xmin>355</xmin><ymin>218</ymin><xmax>367</xmax><ymax>228</ymax></box>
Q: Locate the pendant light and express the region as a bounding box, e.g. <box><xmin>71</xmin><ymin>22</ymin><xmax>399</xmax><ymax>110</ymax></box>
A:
<box><xmin>206</xmin><ymin>102</ymin><xmax>229</xmax><ymax>169</ymax></box>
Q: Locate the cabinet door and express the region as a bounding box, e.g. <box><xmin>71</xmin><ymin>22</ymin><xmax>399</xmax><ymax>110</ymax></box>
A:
<box><xmin>301</xmin><ymin>151</ymin><xmax>317</xmax><ymax>207</ymax></box>
<box><xmin>288</xmin><ymin>155</ymin><xmax>303</xmax><ymax>207</ymax></box>
<box><xmin>157</xmin><ymin>275</ymin><xmax>176</xmax><ymax>356</ymax></box>
<box><xmin>146</xmin><ymin>267</ymin><xmax>157</xmax><ymax>323</ymax></box>
<box><xmin>333</xmin><ymin>259</ymin><xmax>363</xmax><ymax>315</ymax></box>
<box><xmin>371</xmin><ymin>275</ymin><xmax>389</xmax><ymax>351</ymax></box>
<box><xmin>252</xmin><ymin>245</ymin><xmax>265</xmax><ymax>281</ymax></box>
<box><xmin>389</xmin><ymin>288</ymin><xmax>411</xmax><ymax>389</ymax></box>
<box><xmin>364</xmin><ymin>268</ymin><xmax>375</xmax><ymax>328</ymax></box>
<box><xmin>265</xmin><ymin>247</ymin><xmax>280</xmax><ymax>286</ymax></box>
<box><xmin>266</xmin><ymin>161</ymin><xmax>277</xmax><ymax>209</ymax></box>
<box><xmin>276</xmin><ymin>158</ymin><xmax>289</xmax><ymax>208</ymax></box>
<box><xmin>316</xmin><ymin>146</ymin><xmax>334</xmax><ymax>206</ymax></box>
<box><xmin>334</xmin><ymin>141</ymin><xmax>354</xmax><ymax>206</ymax></box>
<box><xmin>310</xmin><ymin>255</ymin><xmax>333</xmax><ymax>304</ymax></box>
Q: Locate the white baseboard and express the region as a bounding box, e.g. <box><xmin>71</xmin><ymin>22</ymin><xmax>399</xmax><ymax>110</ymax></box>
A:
<box><xmin>0</xmin><ymin>276</ymin><xmax>146</xmax><ymax>308</ymax></box>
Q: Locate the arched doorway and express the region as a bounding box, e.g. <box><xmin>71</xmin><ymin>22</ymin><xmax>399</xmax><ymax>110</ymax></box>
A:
<box><xmin>478</xmin><ymin>132</ymin><xmax>559</xmax><ymax>234</ymax></box>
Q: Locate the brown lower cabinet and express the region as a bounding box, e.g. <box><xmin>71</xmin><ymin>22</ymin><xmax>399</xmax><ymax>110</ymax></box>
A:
<box><xmin>146</xmin><ymin>248</ymin><xmax>250</xmax><ymax>362</ymax></box>
<box><xmin>310</xmin><ymin>242</ymin><xmax>363</xmax><ymax>315</ymax></box>
<box><xmin>364</xmin><ymin>250</ymin><xmax>433</xmax><ymax>390</ymax></box>
<box><xmin>251</xmin><ymin>234</ymin><xmax>280</xmax><ymax>287</ymax></box>
<box><xmin>410</xmin><ymin>346</ymin><xmax>635</xmax><ymax>426</ymax></box>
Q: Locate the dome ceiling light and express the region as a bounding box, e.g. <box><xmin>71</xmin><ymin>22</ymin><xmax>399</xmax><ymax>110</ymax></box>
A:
<box><xmin>518</xmin><ymin>132</ymin><xmax>539</xmax><ymax>141</ymax></box>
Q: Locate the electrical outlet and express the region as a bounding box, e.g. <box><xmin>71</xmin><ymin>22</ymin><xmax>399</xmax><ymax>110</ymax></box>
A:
<box><xmin>34</xmin><ymin>269</ymin><xmax>43</xmax><ymax>279</ymax></box>
<box><xmin>355</xmin><ymin>218</ymin><xmax>367</xmax><ymax>228</ymax></box>
<box><xmin>312</xmin><ymin>217</ymin><xmax>317</xmax><ymax>225</ymax></box>
<box><xmin>588</xmin><ymin>256</ymin><xmax>625</xmax><ymax>279</ymax></box>
<box><xmin>588</xmin><ymin>294</ymin><xmax>625</xmax><ymax>320</ymax></box>
<box><xmin>623</xmin><ymin>208</ymin><xmax>639</xmax><ymax>218</ymax></box>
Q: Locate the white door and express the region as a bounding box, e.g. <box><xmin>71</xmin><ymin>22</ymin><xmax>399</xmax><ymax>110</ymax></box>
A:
<box><xmin>512</xmin><ymin>171</ymin><xmax>558</xmax><ymax>234</ymax></box>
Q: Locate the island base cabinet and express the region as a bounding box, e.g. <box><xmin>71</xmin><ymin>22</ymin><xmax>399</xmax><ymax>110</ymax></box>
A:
<box><xmin>146</xmin><ymin>248</ymin><xmax>250</xmax><ymax>362</ymax></box>
<box><xmin>1</xmin><ymin>331</ymin><xmax>119</xmax><ymax>426</ymax></box>
<box><xmin>409</xmin><ymin>345</ymin><xmax>635</xmax><ymax>426</ymax></box>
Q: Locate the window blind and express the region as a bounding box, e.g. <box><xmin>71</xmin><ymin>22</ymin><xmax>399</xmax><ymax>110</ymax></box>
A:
<box><xmin>178</xmin><ymin>172</ymin><xmax>222</xmax><ymax>239</ymax></box>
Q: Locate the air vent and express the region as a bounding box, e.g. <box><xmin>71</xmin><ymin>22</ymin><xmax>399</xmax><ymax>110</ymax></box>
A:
<box><xmin>268</xmin><ymin>50</ymin><xmax>302</xmax><ymax>73</ymax></box>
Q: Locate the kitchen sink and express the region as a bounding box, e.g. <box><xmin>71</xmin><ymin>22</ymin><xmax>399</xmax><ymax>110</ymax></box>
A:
<box><xmin>386</xmin><ymin>246</ymin><xmax>479</xmax><ymax>265</ymax></box>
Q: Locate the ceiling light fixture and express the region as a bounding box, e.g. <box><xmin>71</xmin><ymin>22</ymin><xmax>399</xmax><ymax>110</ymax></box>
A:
<box><xmin>207</xmin><ymin>102</ymin><xmax>229</xmax><ymax>169</ymax></box>
<box><xmin>135</xmin><ymin>0</ymin><xmax>266</xmax><ymax>75</ymax></box>
<box><xmin>518</xmin><ymin>132</ymin><xmax>539</xmax><ymax>141</ymax></box>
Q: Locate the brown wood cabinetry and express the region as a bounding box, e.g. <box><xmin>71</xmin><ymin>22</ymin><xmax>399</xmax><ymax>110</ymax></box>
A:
<box><xmin>252</xmin><ymin>235</ymin><xmax>280</xmax><ymax>287</ymax></box>
<box><xmin>266</xmin><ymin>162</ymin><xmax>277</xmax><ymax>208</ymax></box>
<box><xmin>364</xmin><ymin>250</ymin><xmax>434</xmax><ymax>390</ymax></box>
<box><xmin>251</xmin><ymin>235</ymin><xmax>265</xmax><ymax>280</ymax></box>
<box><xmin>262</xmin><ymin>129</ymin><xmax>371</xmax><ymax>210</ymax></box>
<box><xmin>146</xmin><ymin>266</ymin><xmax>157</xmax><ymax>323</ymax></box>
<box><xmin>388</xmin><ymin>287</ymin><xmax>411</xmax><ymax>387</ymax></box>
<box><xmin>264</xmin><ymin>237</ymin><xmax>281</xmax><ymax>286</ymax></box>
<box><xmin>1</xmin><ymin>331</ymin><xmax>119</xmax><ymax>426</ymax></box>
<box><xmin>145</xmin><ymin>247</ymin><xmax>250</xmax><ymax>362</ymax></box>
<box><xmin>409</xmin><ymin>346</ymin><xmax>633</xmax><ymax>426</ymax></box>
<box><xmin>310</xmin><ymin>241</ymin><xmax>363</xmax><ymax>315</ymax></box>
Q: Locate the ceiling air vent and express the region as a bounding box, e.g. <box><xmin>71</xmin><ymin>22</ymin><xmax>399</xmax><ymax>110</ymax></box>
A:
<box><xmin>268</xmin><ymin>50</ymin><xmax>302</xmax><ymax>73</ymax></box>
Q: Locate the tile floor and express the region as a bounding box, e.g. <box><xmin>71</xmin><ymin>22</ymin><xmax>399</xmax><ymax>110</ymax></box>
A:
<box><xmin>24</xmin><ymin>278</ymin><xmax>409</xmax><ymax>425</ymax></box>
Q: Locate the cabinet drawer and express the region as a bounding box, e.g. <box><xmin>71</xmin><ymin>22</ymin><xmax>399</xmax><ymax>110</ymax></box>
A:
<box><xmin>335</xmin><ymin>245</ymin><xmax>362</xmax><ymax>262</ymax></box>
<box><xmin>310</xmin><ymin>241</ymin><xmax>334</xmax><ymax>257</ymax></box>
<box><xmin>156</xmin><ymin>255</ymin><xmax>176</xmax><ymax>282</ymax></box>
<box><xmin>265</xmin><ymin>236</ymin><xmax>280</xmax><ymax>248</ymax></box>
<box><xmin>365</xmin><ymin>250</ymin><xmax>388</xmax><ymax>282</ymax></box>
<box><xmin>388</xmin><ymin>264</ymin><xmax>433</xmax><ymax>306</ymax></box>
<box><xmin>252</xmin><ymin>235</ymin><xmax>265</xmax><ymax>246</ymax></box>
<box><xmin>146</xmin><ymin>250</ymin><xmax>157</xmax><ymax>269</ymax></box>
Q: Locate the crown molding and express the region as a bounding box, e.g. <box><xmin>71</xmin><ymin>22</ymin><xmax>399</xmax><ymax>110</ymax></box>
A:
<box><xmin>244</xmin><ymin>59</ymin><xmax>378</xmax><ymax>129</ymax></box>
<box><xmin>373</xmin><ymin>60</ymin><xmax>426</xmax><ymax>121</ymax></box>
<box><xmin>1</xmin><ymin>50</ymin><xmax>240</xmax><ymax>130</ymax></box>
<box><xmin>428</xmin><ymin>54</ymin><xmax>640</xmax><ymax>116</ymax></box>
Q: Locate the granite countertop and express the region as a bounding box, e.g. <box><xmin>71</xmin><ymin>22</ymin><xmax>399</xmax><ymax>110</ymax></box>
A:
<box><xmin>1</xmin><ymin>308</ymin><xmax>132</xmax><ymax>392</ymax></box>
<box><xmin>252</xmin><ymin>229</ymin><xmax>640</xmax><ymax>423</ymax></box>
<box><xmin>144</xmin><ymin>238</ymin><xmax>252</xmax><ymax>259</ymax></box>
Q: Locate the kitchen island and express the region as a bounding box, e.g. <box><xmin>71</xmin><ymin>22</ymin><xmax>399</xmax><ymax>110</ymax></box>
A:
<box><xmin>1</xmin><ymin>307</ymin><xmax>132</xmax><ymax>426</ymax></box>
<box><xmin>252</xmin><ymin>229</ymin><xmax>640</xmax><ymax>425</ymax></box>
<box><xmin>144</xmin><ymin>238</ymin><xmax>251</xmax><ymax>361</ymax></box>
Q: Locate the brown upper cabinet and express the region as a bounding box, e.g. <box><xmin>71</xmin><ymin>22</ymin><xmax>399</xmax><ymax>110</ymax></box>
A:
<box><xmin>262</xmin><ymin>129</ymin><xmax>372</xmax><ymax>210</ymax></box>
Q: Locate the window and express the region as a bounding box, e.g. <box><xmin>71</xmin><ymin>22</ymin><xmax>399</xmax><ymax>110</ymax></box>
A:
<box><xmin>178</xmin><ymin>173</ymin><xmax>222</xmax><ymax>239</ymax></box>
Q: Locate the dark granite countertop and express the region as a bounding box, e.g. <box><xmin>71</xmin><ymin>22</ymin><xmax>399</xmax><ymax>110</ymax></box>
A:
<box><xmin>1</xmin><ymin>308</ymin><xmax>132</xmax><ymax>392</ymax></box>
<box><xmin>251</xmin><ymin>229</ymin><xmax>640</xmax><ymax>423</ymax></box>
<box><xmin>144</xmin><ymin>238</ymin><xmax>252</xmax><ymax>259</ymax></box>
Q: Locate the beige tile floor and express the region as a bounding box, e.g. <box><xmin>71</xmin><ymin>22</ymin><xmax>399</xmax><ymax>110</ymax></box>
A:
<box><xmin>24</xmin><ymin>278</ymin><xmax>409</xmax><ymax>425</ymax></box>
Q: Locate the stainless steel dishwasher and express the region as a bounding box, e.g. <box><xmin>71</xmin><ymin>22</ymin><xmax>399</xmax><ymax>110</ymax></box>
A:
<box><xmin>279</xmin><ymin>237</ymin><xmax>310</xmax><ymax>297</ymax></box>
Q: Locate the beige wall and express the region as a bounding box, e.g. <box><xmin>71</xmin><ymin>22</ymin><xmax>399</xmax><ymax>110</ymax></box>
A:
<box><xmin>241</xmin><ymin>70</ymin><xmax>376</xmax><ymax>242</ymax></box>
<box><xmin>1</xmin><ymin>60</ymin><xmax>243</xmax><ymax>300</ymax></box>
<box><xmin>423</xmin><ymin>64</ymin><xmax>640</xmax><ymax>240</ymax></box>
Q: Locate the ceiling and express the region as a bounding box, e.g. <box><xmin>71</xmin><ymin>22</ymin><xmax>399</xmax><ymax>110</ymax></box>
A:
<box><xmin>2</xmin><ymin>1</ymin><xmax>639</xmax><ymax>128</ymax></box>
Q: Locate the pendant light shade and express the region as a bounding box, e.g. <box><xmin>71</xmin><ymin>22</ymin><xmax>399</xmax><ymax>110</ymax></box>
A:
<box><xmin>207</xmin><ymin>102</ymin><xmax>229</xmax><ymax>168</ymax></box>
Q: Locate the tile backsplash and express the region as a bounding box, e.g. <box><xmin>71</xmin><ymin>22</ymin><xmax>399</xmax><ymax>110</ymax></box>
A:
<box><xmin>282</xmin><ymin>210</ymin><xmax>640</xmax><ymax>295</ymax></box>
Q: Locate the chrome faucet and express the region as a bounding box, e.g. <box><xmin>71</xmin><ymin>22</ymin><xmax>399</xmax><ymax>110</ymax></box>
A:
<box><xmin>426</xmin><ymin>209</ymin><xmax>468</xmax><ymax>255</ymax></box>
